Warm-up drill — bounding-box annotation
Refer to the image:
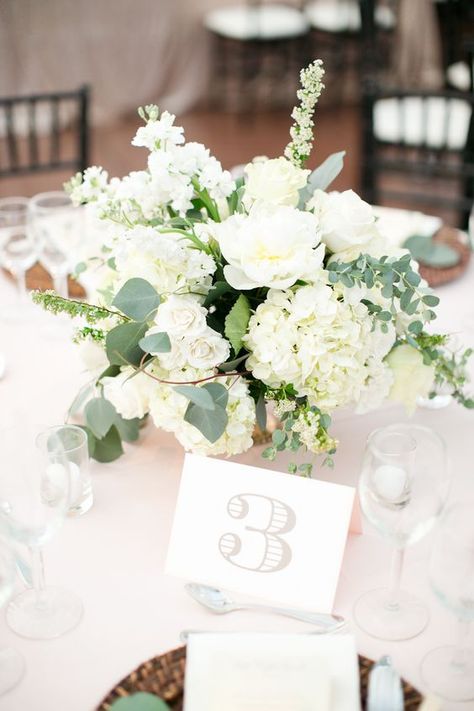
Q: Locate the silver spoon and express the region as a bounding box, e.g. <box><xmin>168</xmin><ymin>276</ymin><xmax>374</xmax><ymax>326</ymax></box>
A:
<box><xmin>185</xmin><ymin>583</ymin><xmax>347</xmax><ymax>631</ymax></box>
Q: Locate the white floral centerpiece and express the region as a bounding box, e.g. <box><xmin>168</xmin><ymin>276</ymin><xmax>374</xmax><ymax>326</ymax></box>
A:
<box><xmin>34</xmin><ymin>61</ymin><xmax>473</xmax><ymax>470</ymax></box>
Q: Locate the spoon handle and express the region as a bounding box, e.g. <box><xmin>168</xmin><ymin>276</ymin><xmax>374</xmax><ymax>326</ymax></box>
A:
<box><xmin>243</xmin><ymin>602</ymin><xmax>345</xmax><ymax>629</ymax></box>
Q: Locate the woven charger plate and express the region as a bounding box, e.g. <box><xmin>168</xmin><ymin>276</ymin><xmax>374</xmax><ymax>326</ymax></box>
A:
<box><xmin>97</xmin><ymin>645</ymin><xmax>423</xmax><ymax>710</ymax></box>
<box><xmin>418</xmin><ymin>226</ymin><xmax>471</xmax><ymax>287</ymax></box>
<box><xmin>2</xmin><ymin>262</ymin><xmax>86</xmax><ymax>298</ymax></box>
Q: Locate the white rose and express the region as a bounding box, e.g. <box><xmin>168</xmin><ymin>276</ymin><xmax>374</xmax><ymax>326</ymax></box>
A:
<box><xmin>102</xmin><ymin>368</ymin><xmax>151</xmax><ymax>420</ymax></box>
<box><xmin>185</xmin><ymin>328</ymin><xmax>230</xmax><ymax>369</ymax></box>
<box><xmin>243</xmin><ymin>157</ymin><xmax>310</xmax><ymax>208</ymax></box>
<box><xmin>153</xmin><ymin>294</ymin><xmax>207</xmax><ymax>338</ymax></box>
<box><xmin>77</xmin><ymin>340</ymin><xmax>109</xmax><ymax>376</ymax></box>
<box><xmin>309</xmin><ymin>189</ymin><xmax>375</xmax><ymax>254</ymax></box>
<box><xmin>386</xmin><ymin>344</ymin><xmax>435</xmax><ymax>414</ymax></box>
<box><xmin>215</xmin><ymin>205</ymin><xmax>324</xmax><ymax>290</ymax></box>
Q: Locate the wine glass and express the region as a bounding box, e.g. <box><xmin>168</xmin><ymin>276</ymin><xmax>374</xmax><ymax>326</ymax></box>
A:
<box><xmin>0</xmin><ymin>424</ymin><xmax>83</xmax><ymax>639</ymax></box>
<box><xmin>421</xmin><ymin>503</ymin><xmax>474</xmax><ymax>701</ymax></box>
<box><xmin>354</xmin><ymin>424</ymin><xmax>449</xmax><ymax>640</ymax></box>
<box><xmin>28</xmin><ymin>191</ymin><xmax>82</xmax><ymax>298</ymax></box>
<box><xmin>0</xmin><ymin>197</ymin><xmax>37</xmax><ymax>304</ymax></box>
<box><xmin>0</xmin><ymin>544</ymin><xmax>25</xmax><ymax>694</ymax></box>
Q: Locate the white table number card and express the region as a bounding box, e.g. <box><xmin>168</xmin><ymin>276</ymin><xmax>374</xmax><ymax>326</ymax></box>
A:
<box><xmin>166</xmin><ymin>454</ymin><xmax>356</xmax><ymax>612</ymax></box>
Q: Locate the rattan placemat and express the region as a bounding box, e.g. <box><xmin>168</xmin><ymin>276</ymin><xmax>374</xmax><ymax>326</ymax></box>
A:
<box><xmin>2</xmin><ymin>263</ymin><xmax>86</xmax><ymax>298</ymax></box>
<box><xmin>97</xmin><ymin>644</ymin><xmax>423</xmax><ymax>710</ymax></box>
<box><xmin>418</xmin><ymin>226</ymin><xmax>471</xmax><ymax>287</ymax></box>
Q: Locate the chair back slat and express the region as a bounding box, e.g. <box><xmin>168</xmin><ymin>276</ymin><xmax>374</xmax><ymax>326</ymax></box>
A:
<box><xmin>0</xmin><ymin>86</ymin><xmax>90</xmax><ymax>179</ymax></box>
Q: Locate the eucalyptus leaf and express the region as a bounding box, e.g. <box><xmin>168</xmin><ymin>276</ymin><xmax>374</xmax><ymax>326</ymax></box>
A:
<box><xmin>110</xmin><ymin>692</ymin><xmax>170</xmax><ymax>711</ymax></box>
<box><xmin>298</xmin><ymin>151</ymin><xmax>345</xmax><ymax>207</ymax></box>
<box><xmin>217</xmin><ymin>354</ymin><xmax>248</xmax><ymax>372</ymax></box>
<box><xmin>225</xmin><ymin>294</ymin><xmax>250</xmax><ymax>354</ymax></box>
<box><xmin>139</xmin><ymin>332</ymin><xmax>171</xmax><ymax>354</ymax></box>
<box><xmin>403</xmin><ymin>234</ymin><xmax>460</xmax><ymax>268</ymax></box>
<box><xmin>92</xmin><ymin>425</ymin><xmax>124</xmax><ymax>463</ymax></box>
<box><xmin>184</xmin><ymin>402</ymin><xmax>228</xmax><ymax>443</ymax></box>
<box><xmin>84</xmin><ymin>397</ymin><xmax>117</xmax><ymax>439</ymax></box>
<box><xmin>202</xmin><ymin>382</ymin><xmax>229</xmax><ymax>409</ymax></box>
<box><xmin>112</xmin><ymin>278</ymin><xmax>161</xmax><ymax>321</ymax></box>
<box><xmin>174</xmin><ymin>385</ymin><xmax>216</xmax><ymax>411</ymax></box>
<box><xmin>68</xmin><ymin>381</ymin><xmax>94</xmax><ymax>417</ymax></box>
<box><xmin>256</xmin><ymin>393</ymin><xmax>267</xmax><ymax>431</ymax></box>
<box><xmin>98</xmin><ymin>364</ymin><xmax>121</xmax><ymax>380</ymax></box>
<box><xmin>106</xmin><ymin>321</ymin><xmax>148</xmax><ymax>366</ymax></box>
<box><xmin>204</xmin><ymin>281</ymin><xmax>233</xmax><ymax>307</ymax></box>
<box><xmin>114</xmin><ymin>415</ymin><xmax>141</xmax><ymax>443</ymax></box>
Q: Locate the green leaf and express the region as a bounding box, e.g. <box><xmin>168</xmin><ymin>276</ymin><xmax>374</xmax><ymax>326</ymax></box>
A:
<box><xmin>112</xmin><ymin>278</ymin><xmax>161</xmax><ymax>321</ymax></box>
<box><xmin>217</xmin><ymin>354</ymin><xmax>248</xmax><ymax>372</ymax></box>
<box><xmin>403</xmin><ymin>234</ymin><xmax>460</xmax><ymax>268</ymax></box>
<box><xmin>139</xmin><ymin>332</ymin><xmax>171</xmax><ymax>354</ymax></box>
<box><xmin>422</xmin><ymin>294</ymin><xmax>440</xmax><ymax>307</ymax></box>
<box><xmin>202</xmin><ymin>382</ymin><xmax>229</xmax><ymax>409</ymax></box>
<box><xmin>114</xmin><ymin>415</ymin><xmax>140</xmax><ymax>443</ymax></box>
<box><xmin>174</xmin><ymin>385</ymin><xmax>216</xmax><ymax>411</ymax></box>
<box><xmin>110</xmin><ymin>692</ymin><xmax>171</xmax><ymax>711</ymax></box>
<box><xmin>288</xmin><ymin>462</ymin><xmax>297</xmax><ymax>474</ymax></box>
<box><xmin>408</xmin><ymin>320</ymin><xmax>423</xmax><ymax>335</ymax></box>
<box><xmin>98</xmin><ymin>364</ymin><xmax>121</xmax><ymax>380</ymax></box>
<box><xmin>68</xmin><ymin>382</ymin><xmax>94</xmax><ymax>417</ymax></box>
<box><xmin>225</xmin><ymin>294</ymin><xmax>250</xmax><ymax>355</ymax></box>
<box><xmin>84</xmin><ymin>397</ymin><xmax>117</xmax><ymax>439</ymax></box>
<box><xmin>272</xmin><ymin>429</ymin><xmax>287</xmax><ymax>450</ymax></box>
<box><xmin>256</xmin><ymin>393</ymin><xmax>267</xmax><ymax>431</ymax></box>
<box><xmin>203</xmin><ymin>281</ymin><xmax>234</xmax><ymax>307</ymax></box>
<box><xmin>298</xmin><ymin>151</ymin><xmax>346</xmax><ymax>207</ymax></box>
<box><xmin>106</xmin><ymin>321</ymin><xmax>148</xmax><ymax>366</ymax></box>
<box><xmin>92</xmin><ymin>425</ymin><xmax>124</xmax><ymax>463</ymax></box>
<box><xmin>405</xmin><ymin>270</ymin><xmax>421</xmax><ymax>287</ymax></box>
<box><xmin>184</xmin><ymin>403</ymin><xmax>228</xmax><ymax>443</ymax></box>
<box><xmin>400</xmin><ymin>287</ymin><xmax>414</xmax><ymax>312</ymax></box>
<box><xmin>262</xmin><ymin>446</ymin><xmax>276</xmax><ymax>460</ymax></box>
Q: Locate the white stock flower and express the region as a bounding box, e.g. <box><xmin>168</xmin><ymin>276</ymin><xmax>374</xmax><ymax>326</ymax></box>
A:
<box><xmin>102</xmin><ymin>368</ymin><xmax>151</xmax><ymax>420</ymax></box>
<box><xmin>309</xmin><ymin>189</ymin><xmax>376</xmax><ymax>254</ymax></box>
<box><xmin>153</xmin><ymin>294</ymin><xmax>207</xmax><ymax>338</ymax></box>
<box><xmin>215</xmin><ymin>206</ymin><xmax>324</xmax><ymax>290</ymax></box>
<box><xmin>245</xmin><ymin>285</ymin><xmax>376</xmax><ymax>411</ymax></box>
<box><xmin>132</xmin><ymin>111</ymin><xmax>184</xmax><ymax>150</ymax></box>
<box><xmin>149</xmin><ymin>376</ymin><xmax>255</xmax><ymax>456</ymax></box>
<box><xmin>386</xmin><ymin>344</ymin><xmax>435</xmax><ymax>414</ymax></box>
<box><xmin>243</xmin><ymin>157</ymin><xmax>310</xmax><ymax>208</ymax></box>
<box><xmin>113</xmin><ymin>226</ymin><xmax>216</xmax><ymax>296</ymax></box>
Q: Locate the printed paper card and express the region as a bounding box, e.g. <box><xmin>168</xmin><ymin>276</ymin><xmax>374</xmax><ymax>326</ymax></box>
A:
<box><xmin>166</xmin><ymin>454</ymin><xmax>355</xmax><ymax>612</ymax></box>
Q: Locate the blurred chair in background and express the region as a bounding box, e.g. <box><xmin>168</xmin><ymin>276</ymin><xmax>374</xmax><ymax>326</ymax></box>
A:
<box><xmin>0</xmin><ymin>86</ymin><xmax>90</xmax><ymax>181</ymax></box>
<box><xmin>361</xmin><ymin>86</ymin><xmax>474</xmax><ymax>227</ymax></box>
<box><xmin>203</xmin><ymin>1</ymin><xmax>310</xmax><ymax>111</ymax></box>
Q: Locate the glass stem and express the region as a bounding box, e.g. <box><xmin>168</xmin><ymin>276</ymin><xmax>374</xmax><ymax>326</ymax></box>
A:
<box><xmin>451</xmin><ymin>618</ymin><xmax>470</xmax><ymax>669</ymax></box>
<box><xmin>53</xmin><ymin>272</ymin><xmax>68</xmax><ymax>298</ymax></box>
<box><xmin>30</xmin><ymin>547</ymin><xmax>47</xmax><ymax>610</ymax></box>
<box><xmin>16</xmin><ymin>269</ymin><xmax>28</xmax><ymax>303</ymax></box>
<box><xmin>387</xmin><ymin>547</ymin><xmax>404</xmax><ymax>611</ymax></box>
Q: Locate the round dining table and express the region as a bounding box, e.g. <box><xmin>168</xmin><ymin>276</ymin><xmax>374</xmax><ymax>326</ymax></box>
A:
<box><xmin>0</xmin><ymin>257</ymin><xmax>473</xmax><ymax>711</ymax></box>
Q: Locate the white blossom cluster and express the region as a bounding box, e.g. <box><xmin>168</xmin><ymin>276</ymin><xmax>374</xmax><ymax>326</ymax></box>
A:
<box><xmin>284</xmin><ymin>60</ymin><xmax>325</xmax><ymax>166</ymax></box>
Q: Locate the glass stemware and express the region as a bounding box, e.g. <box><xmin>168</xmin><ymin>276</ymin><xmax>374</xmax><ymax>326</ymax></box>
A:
<box><xmin>354</xmin><ymin>424</ymin><xmax>449</xmax><ymax>640</ymax></box>
<box><xmin>0</xmin><ymin>197</ymin><xmax>37</xmax><ymax>304</ymax></box>
<box><xmin>0</xmin><ymin>544</ymin><xmax>25</xmax><ymax>695</ymax></box>
<box><xmin>421</xmin><ymin>503</ymin><xmax>474</xmax><ymax>701</ymax></box>
<box><xmin>0</xmin><ymin>424</ymin><xmax>83</xmax><ymax>639</ymax></box>
<box><xmin>28</xmin><ymin>191</ymin><xmax>82</xmax><ymax>298</ymax></box>
<box><xmin>52</xmin><ymin>425</ymin><xmax>93</xmax><ymax>517</ymax></box>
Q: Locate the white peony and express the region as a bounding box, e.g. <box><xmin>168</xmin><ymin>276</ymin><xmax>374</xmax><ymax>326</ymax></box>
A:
<box><xmin>245</xmin><ymin>285</ymin><xmax>376</xmax><ymax>411</ymax></box>
<box><xmin>149</xmin><ymin>376</ymin><xmax>256</xmax><ymax>456</ymax></box>
<box><xmin>308</xmin><ymin>189</ymin><xmax>376</xmax><ymax>254</ymax></box>
<box><xmin>102</xmin><ymin>368</ymin><xmax>151</xmax><ymax>420</ymax></box>
<box><xmin>153</xmin><ymin>294</ymin><xmax>207</xmax><ymax>338</ymax></box>
<box><xmin>386</xmin><ymin>344</ymin><xmax>435</xmax><ymax>414</ymax></box>
<box><xmin>215</xmin><ymin>206</ymin><xmax>324</xmax><ymax>290</ymax></box>
<box><xmin>243</xmin><ymin>157</ymin><xmax>310</xmax><ymax>208</ymax></box>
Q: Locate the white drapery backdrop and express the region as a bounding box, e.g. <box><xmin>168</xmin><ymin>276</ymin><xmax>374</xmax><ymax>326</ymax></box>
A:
<box><xmin>0</xmin><ymin>0</ymin><xmax>442</xmax><ymax>125</ymax></box>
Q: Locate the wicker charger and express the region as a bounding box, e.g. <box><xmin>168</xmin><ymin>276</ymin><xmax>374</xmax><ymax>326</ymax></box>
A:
<box><xmin>97</xmin><ymin>644</ymin><xmax>423</xmax><ymax>710</ymax></box>
<box><xmin>2</xmin><ymin>262</ymin><xmax>86</xmax><ymax>298</ymax></box>
<box><xmin>418</xmin><ymin>226</ymin><xmax>471</xmax><ymax>288</ymax></box>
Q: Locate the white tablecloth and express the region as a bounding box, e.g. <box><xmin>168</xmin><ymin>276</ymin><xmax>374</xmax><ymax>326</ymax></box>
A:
<box><xmin>1</xmin><ymin>261</ymin><xmax>474</xmax><ymax>711</ymax></box>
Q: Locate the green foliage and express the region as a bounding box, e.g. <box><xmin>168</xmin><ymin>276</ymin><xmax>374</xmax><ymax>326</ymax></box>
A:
<box><xmin>139</xmin><ymin>332</ymin><xmax>171</xmax><ymax>354</ymax></box>
<box><xmin>84</xmin><ymin>397</ymin><xmax>117</xmax><ymax>438</ymax></box>
<box><xmin>92</xmin><ymin>425</ymin><xmax>124</xmax><ymax>463</ymax></box>
<box><xmin>114</xmin><ymin>415</ymin><xmax>141</xmax><ymax>442</ymax></box>
<box><xmin>174</xmin><ymin>385</ymin><xmax>216</xmax><ymax>411</ymax></box>
<box><xmin>106</xmin><ymin>322</ymin><xmax>148</xmax><ymax>366</ymax></box>
<box><xmin>177</xmin><ymin>382</ymin><xmax>230</xmax><ymax>443</ymax></box>
<box><xmin>218</xmin><ymin>354</ymin><xmax>248</xmax><ymax>372</ymax></box>
<box><xmin>112</xmin><ymin>278</ymin><xmax>161</xmax><ymax>321</ymax></box>
<box><xmin>403</xmin><ymin>234</ymin><xmax>460</xmax><ymax>268</ymax></box>
<box><xmin>225</xmin><ymin>294</ymin><xmax>251</xmax><ymax>354</ymax></box>
<box><xmin>204</xmin><ymin>281</ymin><xmax>234</xmax><ymax>307</ymax></box>
<box><xmin>298</xmin><ymin>151</ymin><xmax>345</xmax><ymax>207</ymax></box>
<box><xmin>255</xmin><ymin>393</ymin><xmax>267</xmax><ymax>431</ymax></box>
<box><xmin>110</xmin><ymin>692</ymin><xmax>170</xmax><ymax>711</ymax></box>
<box><xmin>31</xmin><ymin>291</ymin><xmax>126</xmax><ymax>325</ymax></box>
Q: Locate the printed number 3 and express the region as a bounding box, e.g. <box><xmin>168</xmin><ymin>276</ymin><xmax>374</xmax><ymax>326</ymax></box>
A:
<box><xmin>218</xmin><ymin>493</ymin><xmax>296</xmax><ymax>573</ymax></box>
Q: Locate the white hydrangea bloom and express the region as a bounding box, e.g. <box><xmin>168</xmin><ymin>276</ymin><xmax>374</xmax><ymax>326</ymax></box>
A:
<box><xmin>245</xmin><ymin>284</ymin><xmax>378</xmax><ymax>411</ymax></box>
<box><xmin>149</xmin><ymin>376</ymin><xmax>256</xmax><ymax>456</ymax></box>
<box><xmin>112</xmin><ymin>226</ymin><xmax>216</xmax><ymax>296</ymax></box>
<box><xmin>102</xmin><ymin>367</ymin><xmax>151</xmax><ymax>420</ymax></box>
<box><xmin>215</xmin><ymin>205</ymin><xmax>324</xmax><ymax>290</ymax></box>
